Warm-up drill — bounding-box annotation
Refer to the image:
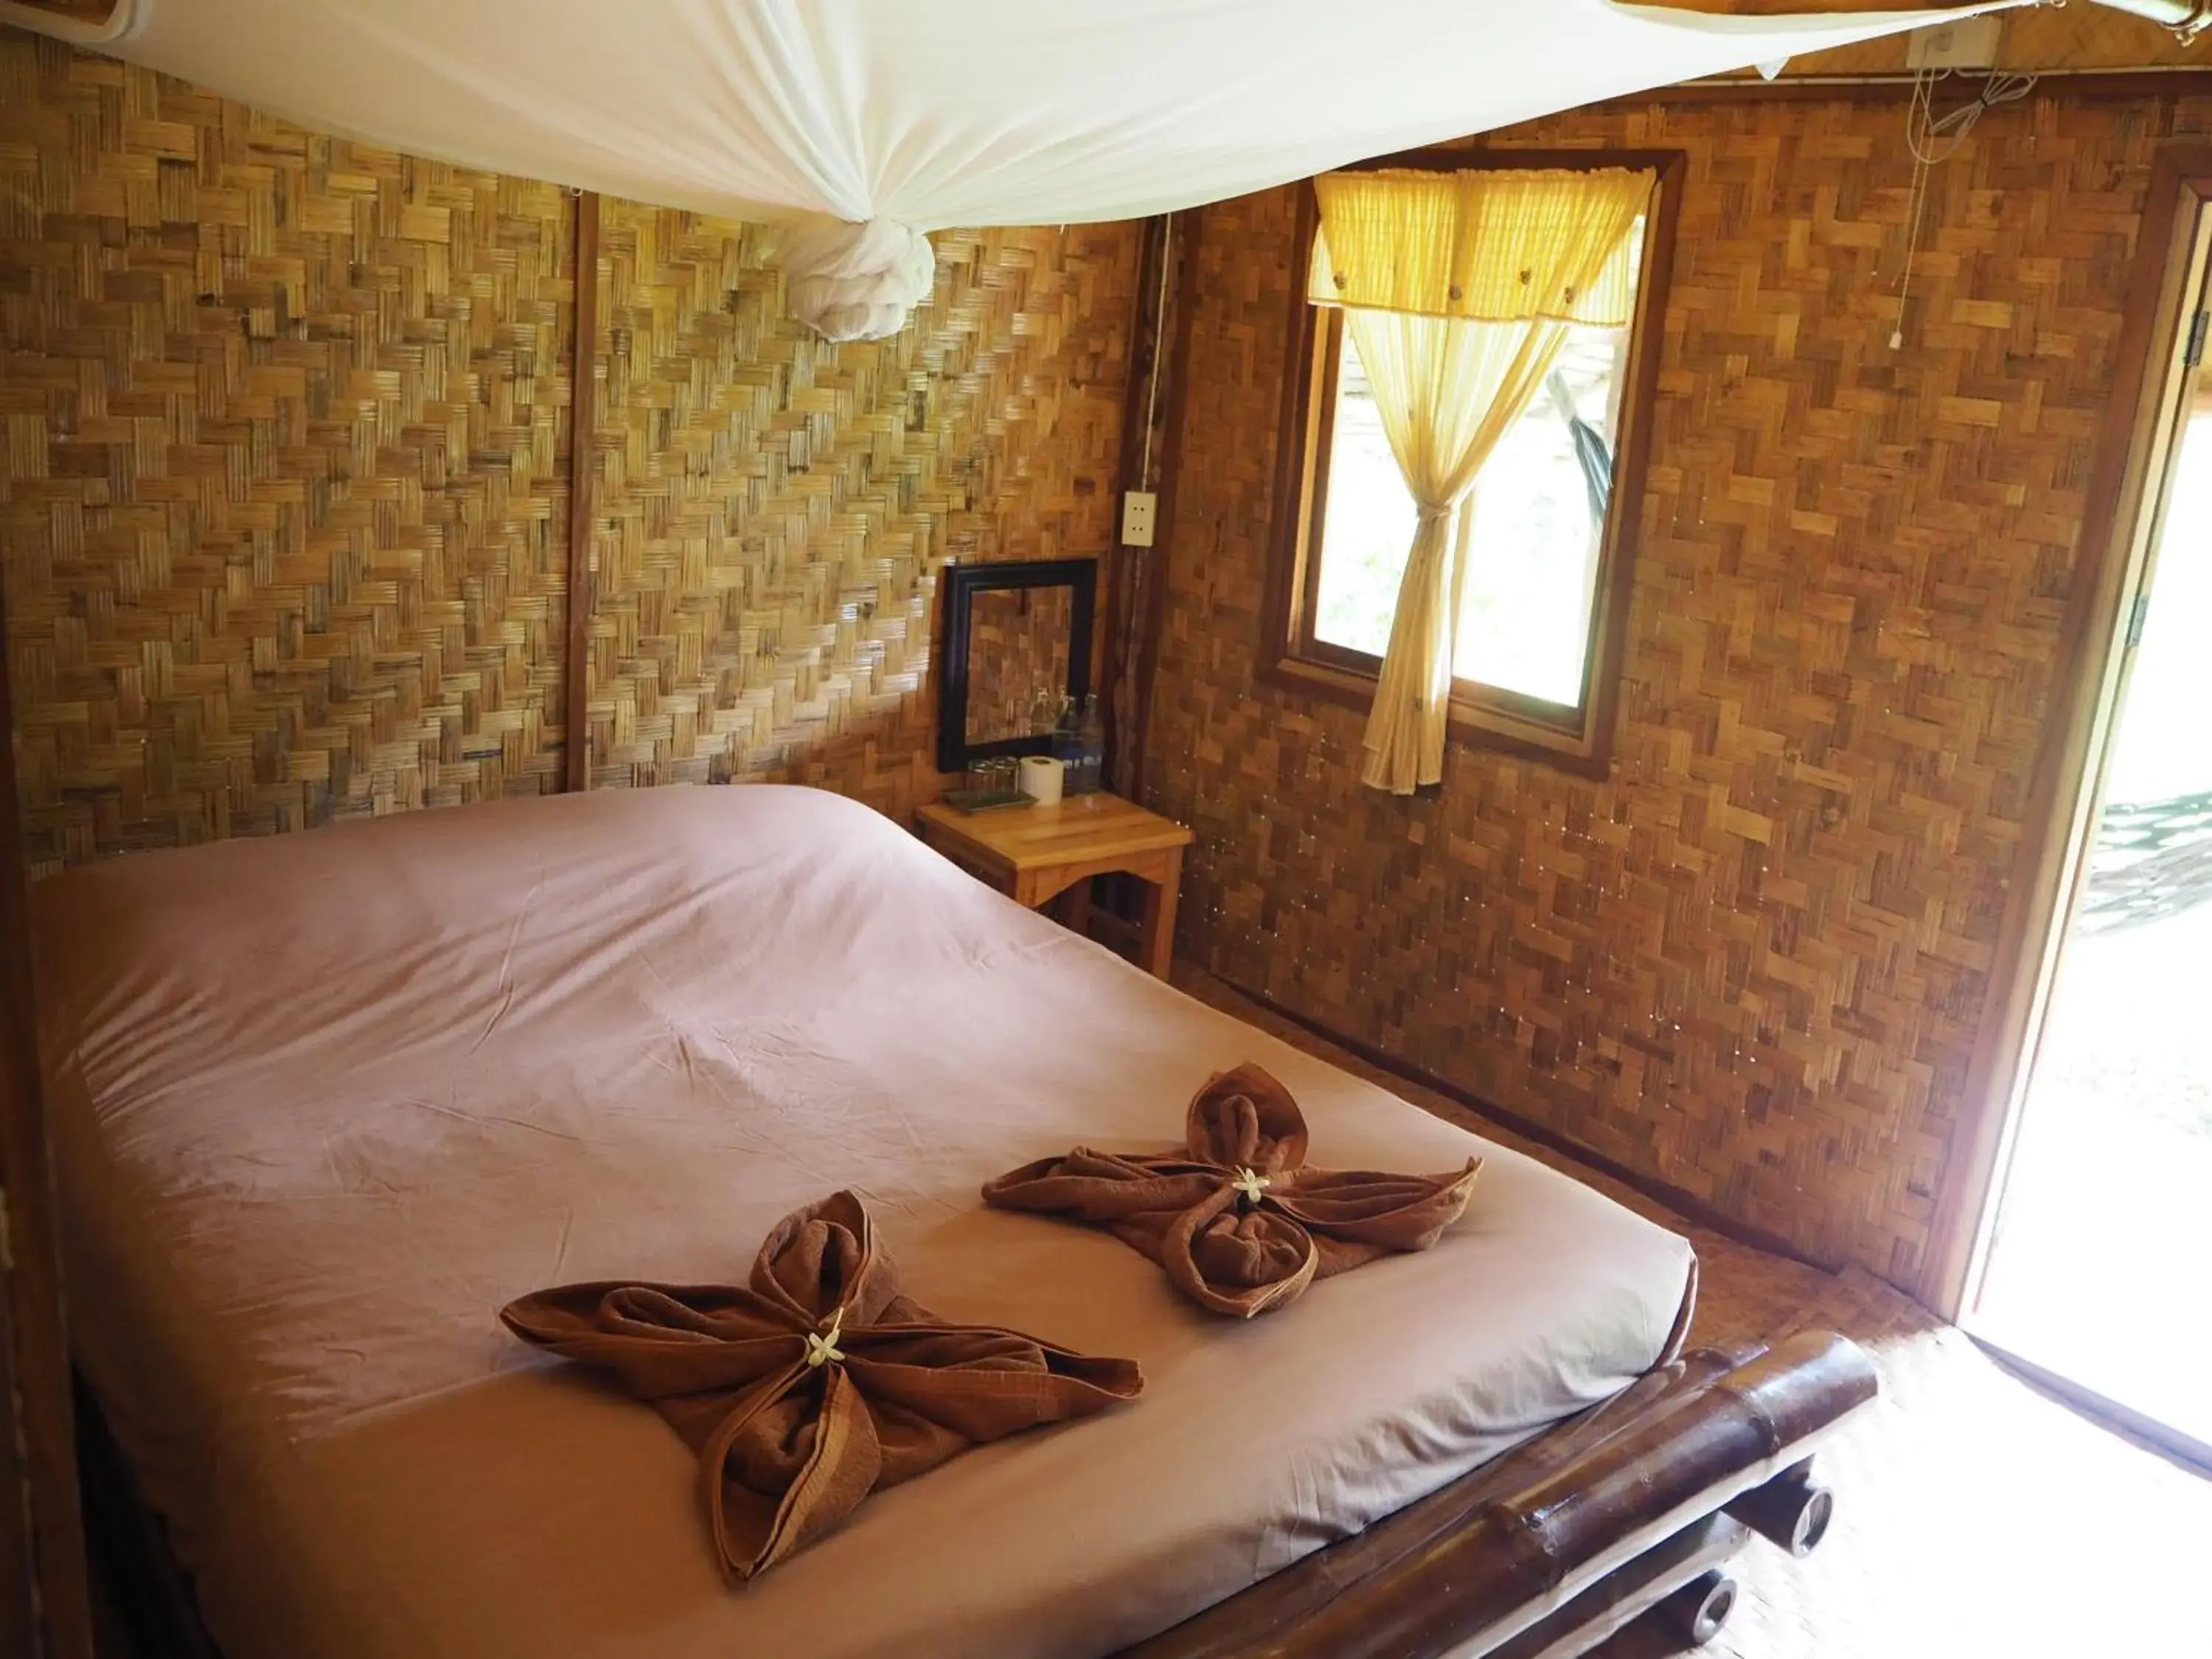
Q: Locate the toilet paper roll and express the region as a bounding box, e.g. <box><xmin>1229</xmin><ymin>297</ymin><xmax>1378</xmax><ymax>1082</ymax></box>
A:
<box><xmin>1019</xmin><ymin>755</ymin><xmax>1064</xmax><ymax>804</ymax></box>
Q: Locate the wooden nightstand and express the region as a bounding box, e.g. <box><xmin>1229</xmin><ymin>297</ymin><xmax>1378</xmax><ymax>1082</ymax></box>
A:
<box><xmin>915</xmin><ymin>792</ymin><xmax>1195</xmax><ymax>978</ymax></box>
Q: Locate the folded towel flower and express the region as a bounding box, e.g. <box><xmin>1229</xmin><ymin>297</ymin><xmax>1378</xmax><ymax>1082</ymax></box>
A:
<box><xmin>981</xmin><ymin>1063</ymin><xmax>1482</xmax><ymax>1318</ymax></box>
<box><xmin>500</xmin><ymin>1189</ymin><xmax>1144</xmax><ymax>1581</ymax></box>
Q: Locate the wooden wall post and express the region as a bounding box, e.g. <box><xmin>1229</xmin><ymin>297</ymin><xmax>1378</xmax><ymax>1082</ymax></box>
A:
<box><xmin>0</xmin><ymin>580</ymin><xmax>94</xmax><ymax>1658</ymax></box>
<box><xmin>563</xmin><ymin>190</ymin><xmax>602</xmax><ymax>794</ymax></box>
<box><xmin>1105</xmin><ymin>212</ymin><xmax>1197</xmax><ymax>801</ymax></box>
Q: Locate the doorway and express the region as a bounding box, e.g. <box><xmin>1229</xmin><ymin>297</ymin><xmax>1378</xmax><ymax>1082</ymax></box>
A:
<box><xmin>1958</xmin><ymin>159</ymin><xmax>2212</xmax><ymax>1467</ymax></box>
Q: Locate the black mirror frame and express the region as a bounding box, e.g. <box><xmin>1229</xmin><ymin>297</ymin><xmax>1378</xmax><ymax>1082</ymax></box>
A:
<box><xmin>935</xmin><ymin>557</ymin><xmax>1097</xmax><ymax>775</ymax></box>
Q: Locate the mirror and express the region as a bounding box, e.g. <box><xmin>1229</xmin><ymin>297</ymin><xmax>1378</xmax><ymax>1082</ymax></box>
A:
<box><xmin>964</xmin><ymin>586</ymin><xmax>1074</xmax><ymax>748</ymax></box>
<box><xmin>936</xmin><ymin>557</ymin><xmax>1097</xmax><ymax>774</ymax></box>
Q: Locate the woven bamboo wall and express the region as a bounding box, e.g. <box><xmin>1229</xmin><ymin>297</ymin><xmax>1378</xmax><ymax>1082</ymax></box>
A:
<box><xmin>585</xmin><ymin>206</ymin><xmax>1130</xmax><ymax>819</ymax></box>
<box><xmin>0</xmin><ymin>32</ymin><xmax>1138</xmax><ymax>871</ymax></box>
<box><xmin>0</xmin><ymin>32</ymin><xmax>571</xmax><ymax>872</ymax></box>
<box><xmin>1143</xmin><ymin>90</ymin><xmax>2212</xmax><ymax>1287</ymax></box>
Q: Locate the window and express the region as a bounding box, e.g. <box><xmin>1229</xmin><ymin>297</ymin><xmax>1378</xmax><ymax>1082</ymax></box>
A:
<box><xmin>1264</xmin><ymin>150</ymin><xmax>1681</xmax><ymax>774</ymax></box>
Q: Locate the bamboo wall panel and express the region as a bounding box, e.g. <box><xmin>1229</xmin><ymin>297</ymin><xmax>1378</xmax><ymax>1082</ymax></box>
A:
<box><xmin>585</xmin><ymin>206</ymin><xmax>1133</xmax><ymax>819</ymax></box>
<box><xmin>1143</xmin><ymin>92</ymin><xmax>2212</xmax><ymax>1287</ymax></box>
<box><xmin>0</xmin><ymin>31</ymin><xmax>1139</xmax><ymax>869</ymax></box>
<box><xmin>0</xmin><ymin>32</ymin><xmax>570</xmax><ymax>874</ymax></box>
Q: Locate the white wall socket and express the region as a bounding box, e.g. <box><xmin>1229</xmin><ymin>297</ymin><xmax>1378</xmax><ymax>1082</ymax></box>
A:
<box><xmin>1121</xmin><ymin>489</ymin><xmax>1158</xmax><ymax>547</ymax></box>
<box><xmin>1905</xmin><ymin>16</ymin><xmax>2001</xmax><ymax>71</ymax></box>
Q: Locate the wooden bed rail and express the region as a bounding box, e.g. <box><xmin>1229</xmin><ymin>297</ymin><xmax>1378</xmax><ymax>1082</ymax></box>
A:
<box><xmin>1118</xmin><ymin>1329</ymin><xmax>1879</xmax><ymax>1659</ymax></box>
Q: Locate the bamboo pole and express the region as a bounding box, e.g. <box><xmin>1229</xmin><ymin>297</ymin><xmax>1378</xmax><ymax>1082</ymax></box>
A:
<box><xmin>2081</xmin><ymin>0</ymin><xmax>2212</xmax><ymax>43</ymax></box>
<box><xmin>0</xmin><ymin>1</ymin><xmax>135</xmax><ymax>44</ymax></box>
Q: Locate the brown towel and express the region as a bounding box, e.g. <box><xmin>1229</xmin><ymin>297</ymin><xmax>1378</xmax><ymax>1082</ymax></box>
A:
<box><xmin>500</xmin><ymin>1189</ymin><xmax>1144</xmax><ymax>1580</ymax></box>
<box><xmin>982</xmin><ymin>1063</ymin><xmax>1481</xmax><ymax>1318</ymax></box>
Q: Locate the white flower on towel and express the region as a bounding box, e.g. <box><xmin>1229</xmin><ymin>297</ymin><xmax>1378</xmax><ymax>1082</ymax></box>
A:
<box><xmin>804</xmin><ymin>1312</ymin><xmax>846</xmax><ymax>1368</ymax></box>
<box><xmin>1231</xmin><ymin>1166</ymin><xmax>1271</xmax><ymax>1204</ymax></box>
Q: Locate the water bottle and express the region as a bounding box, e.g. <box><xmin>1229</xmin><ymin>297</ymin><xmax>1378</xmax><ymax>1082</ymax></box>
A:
<box><xmin>1050</xmin><ymin>694</ymin><xmax>1082</xmax><ymax>774</ymax></box>
<box><xmin>1074</xmin><ymin>694</ymin><xmax>1105</xmax><ymax>794</ymax></box>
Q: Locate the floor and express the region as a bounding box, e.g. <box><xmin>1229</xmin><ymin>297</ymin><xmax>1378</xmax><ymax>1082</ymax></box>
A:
<box><xmin>86</xmin><ymin>966</ymin><xmax>2212</xmax><ymax>1659</ymax></box>
<box><xmin>1177</xmin><ymin>970</ymin><xmax>2212</xmax><ymax>1658</ymax></box>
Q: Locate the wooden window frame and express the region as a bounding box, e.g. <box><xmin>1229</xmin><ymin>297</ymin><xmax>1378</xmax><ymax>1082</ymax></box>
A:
<box><xmin>1259</xmin><ymin>147</ymin><xmax>1686</xmax><ymax>778</ymax></box>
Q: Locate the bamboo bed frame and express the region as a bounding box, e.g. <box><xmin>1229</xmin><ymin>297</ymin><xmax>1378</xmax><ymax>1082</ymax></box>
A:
<box><xmin>80</xmin><ymin>1329</ymin><xmax>1877</xmax><ymax>1659</ymax></box>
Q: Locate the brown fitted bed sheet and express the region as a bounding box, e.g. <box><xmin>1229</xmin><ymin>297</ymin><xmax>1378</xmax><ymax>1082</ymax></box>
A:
<box><xmin>34</xmin><ymin>784</ymin><xmax>1697</xmax><ymax>1659</ymax></box>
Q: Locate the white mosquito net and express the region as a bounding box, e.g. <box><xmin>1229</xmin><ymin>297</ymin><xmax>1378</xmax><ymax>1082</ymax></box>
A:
<box><xmin>9</xmin><ymin>1</ymin><xmax>2013</xmax><ymax>338</ymax></box>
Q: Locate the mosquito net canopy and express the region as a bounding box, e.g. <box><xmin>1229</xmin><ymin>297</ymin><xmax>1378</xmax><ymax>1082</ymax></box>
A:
<box><xmin>13</xmin><ymin>1</ymin><xmax>2008</xmax><ymax>338</ymax></box>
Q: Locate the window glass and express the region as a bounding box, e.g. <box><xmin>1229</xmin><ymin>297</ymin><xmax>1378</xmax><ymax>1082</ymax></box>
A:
<box><xmin>1311</xmin><ymin>339</ymin><xmax>1416</xmax><ymax>658</ymax></box>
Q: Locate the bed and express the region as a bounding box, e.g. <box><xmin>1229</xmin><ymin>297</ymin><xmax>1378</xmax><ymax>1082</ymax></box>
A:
<box><xmin>33</xmin><ymin>783</ymin><xmax>1872</xmax><ymax>1658</ymax></box>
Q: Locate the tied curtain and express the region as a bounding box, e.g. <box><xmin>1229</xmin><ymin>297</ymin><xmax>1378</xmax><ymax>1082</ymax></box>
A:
<box><xmin>1310</xmin><ymin>167</ymin><xmax>1652</xmax><ymax>793</ymax></box>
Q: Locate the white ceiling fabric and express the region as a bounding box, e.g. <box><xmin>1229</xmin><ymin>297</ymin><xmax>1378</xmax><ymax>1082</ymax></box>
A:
<box><xmin>15</xmin><ymin>1</ymin><xmax>2011</xmax><ymax>338</ymax></box>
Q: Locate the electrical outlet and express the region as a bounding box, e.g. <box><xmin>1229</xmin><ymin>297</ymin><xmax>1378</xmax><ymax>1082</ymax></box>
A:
<box><xmin>1121</xmin><ymin>490</ymin><xmax>1158</xmax><ymax>547</ymax></box>
<box><xmin>1905</xmin><ymin>16</ymin><xmax>2001</xmax><ymax>71</ymax></box>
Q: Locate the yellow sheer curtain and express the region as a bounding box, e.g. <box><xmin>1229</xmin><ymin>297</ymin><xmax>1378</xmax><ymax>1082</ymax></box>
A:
<box><xmin>1311</xmin><ymin>167</ymin><xmax>1652</xmax><ymax>794</ymax></box>
<box><xmin>1340</xmin><ymin>310</ymin><xmax>1569</xmax><ymax>792</ymax></box>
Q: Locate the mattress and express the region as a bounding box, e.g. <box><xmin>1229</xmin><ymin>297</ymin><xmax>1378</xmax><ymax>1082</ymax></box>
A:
<box><xmin>34</xmin><ymin>784</ymin><xmax>1697</xmax><ymax>1659</ymax></box>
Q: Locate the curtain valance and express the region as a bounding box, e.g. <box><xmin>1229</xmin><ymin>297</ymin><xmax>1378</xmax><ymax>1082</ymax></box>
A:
<box><xmin>1309</xmin><ymin>167</ymin><xmax>1655</xmax><ymax>327</ymax></box>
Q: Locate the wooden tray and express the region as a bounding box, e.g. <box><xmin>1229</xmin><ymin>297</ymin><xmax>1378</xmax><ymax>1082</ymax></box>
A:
<box><xmin>941</xmin><ymin>788</ymin><xmax>1037</xmax><ymax>813</ymax></box>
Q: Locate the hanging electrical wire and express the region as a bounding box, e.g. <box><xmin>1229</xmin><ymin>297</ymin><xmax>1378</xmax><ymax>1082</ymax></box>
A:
<box><xmin>1891</xmin><ymin>64</ymin><xmax>2039</xmax><ymax>350</ymax></box>
<box><xmin>1140</xmin><ymin>213</ymin><xmax>1175</xmax><ymax>489</ymax></box>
